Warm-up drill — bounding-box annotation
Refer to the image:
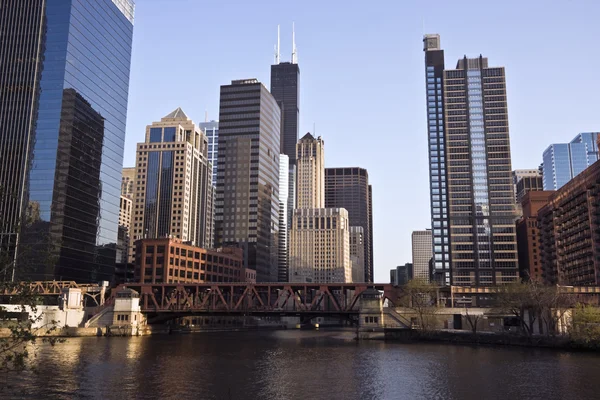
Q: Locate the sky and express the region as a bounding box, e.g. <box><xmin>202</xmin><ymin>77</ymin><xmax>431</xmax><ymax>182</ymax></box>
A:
<box><xmin>124</xmin><ymin>0</ymin><xmax>600</xmax><ymax>282</ymax></box>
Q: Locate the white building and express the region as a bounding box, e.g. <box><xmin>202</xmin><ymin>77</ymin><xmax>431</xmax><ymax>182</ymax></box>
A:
<box><xmin>296</xmin><ymin>133</ymin><xmax>325</xmax><ymax>209</ymax></box>
<box><xmin>278</xmin><ymin>154</ymin><xmax>290</xmax><ymax>282</ymax></box>
<box><xmin>412</xmin><ymin>230</ymin><xmax>433</xmax><ymax>282</ymax></box>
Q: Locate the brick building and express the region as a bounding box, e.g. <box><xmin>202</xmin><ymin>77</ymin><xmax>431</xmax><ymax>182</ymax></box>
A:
<box><xmin>516</xmin><ymin>191</ymin><xmax>554</xmax><ymax>281</ymax></box>
<box><xmin>538</xmin><ymin>160</ymin><xmax>600</xmax><ymax>286</ymax></box>
<box><xmin>135</xmin><ymin>238</ymin><xmax>244</xmax><ymax>284</ymax></box>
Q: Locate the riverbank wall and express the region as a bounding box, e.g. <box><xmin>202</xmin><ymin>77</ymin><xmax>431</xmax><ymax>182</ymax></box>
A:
<box><xmin>381</xmin><ymin>328</ymin><xmax>600</xmax><ymax>351</ymax></box>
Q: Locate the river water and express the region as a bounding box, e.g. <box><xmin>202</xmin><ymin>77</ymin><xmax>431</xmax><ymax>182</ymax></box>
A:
<box><xmin>2</xmin><ymin>329</ymin><xmax>599</xmax><ymax>400</ymax></box>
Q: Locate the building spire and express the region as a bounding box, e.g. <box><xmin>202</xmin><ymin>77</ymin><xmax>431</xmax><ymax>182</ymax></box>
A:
<box><xmin>292</xmin><ymin>22</ymin><xmax>297</xmax><ymax>64</ymax></box>
<box><xmin>274</xmin><ymin>25</ymin><xmax>280</xmax><ymax>64</ymax></box>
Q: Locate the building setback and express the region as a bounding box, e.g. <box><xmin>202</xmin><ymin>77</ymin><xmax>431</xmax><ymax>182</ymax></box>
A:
<box><xmin>134</xmin><ymin>238</ymin><xmax>245</xmax><ymax>284</ymax></box>
<box><xmin>0</xmin><ymin>0</ymin><xmax>135</xmax><ymax>282</ymax></box>
<box><xmin>538</xmin><ymin>160</ymin><xmax>600</xmax><ymax>286</ymax></box>
<box><xmin>324</xmin><ymin>168</ymin><xmax>373</xmax><ymax>282</ymax></box>
<box><xmin>516</xmin><ymin>191</ymin><xmax>554</xmax><ymax>281</ymax></box>
<box><xmin>132</xmin><ymin>109</ymin><xmax>213</xmax><ymax>249</ymax></box>
<box><xmin>424</xmin><ymin>34</ymin><xmax>519</xmax><ymax>286</ymax></box>
<box><xmin>215</xmin><ymin>79</ymin><xmax>280</xmax><ymax>282</ymax></box>
<box><xmin>542</xmin><ymin>133</ymin><xmax>599</xmax><ymax>191</ymax></box>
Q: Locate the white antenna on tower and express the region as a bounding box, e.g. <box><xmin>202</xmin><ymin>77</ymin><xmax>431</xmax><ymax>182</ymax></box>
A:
<box><xmin>274</xmin><ymin>25</ymin><xmax>280</xmax><ymax>64</ymax></box>
<box><xmin>292</xmin><ymin>22</ymin><xmax>297</xmax><ymax>64</ymax></box>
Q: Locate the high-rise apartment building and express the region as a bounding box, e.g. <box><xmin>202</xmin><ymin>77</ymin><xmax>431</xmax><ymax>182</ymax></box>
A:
<box><xmin>350</xmin><ymin>226</ymin><xmax>365</xmax><ymax>283</ymax></box>
<box><xmin>542</xmin><ymin>132</ymin><xmax>599</xmax><ymax>191</ymax></box>
<box><xmin>199</xmin><ymin>120</ymin><xmax>219</xmax><ymax>185</ymax></box>
<box><xmin>132</xmin><ymin>108</ymin><xmax>213</xmax><ymax>250</ymax></box>
<box><xmin>296</xmin><ymin>134</ymin><xmax>325</xmax><ymax>208</ymax></box>
<box><xmin>412</xmin><ymin>230</ymin><xmax>433</xmax><ymax>282</ymax></box>
<box><xmin>117</xmin><ymin>196</ymin><xmax>133</xmax><ymax>264</ymax></box>
<box><xmin>424</xmin><ymin>34</ymin><xmax>519</xmax><ymax>286</ymax></box>
<box><xmin>278</xmin><ymin>155</ymin><xmax>290</xmax><ymax>282</ymax></box>
<box><xmin>215</xmin><ymin>79</ymin><xmax>280</xmax><ymax>282</ymax></box>
<box><xmin>0</xmin><ymin>0</ymin><xmax>135</xmax><ymax>282</ymax></box>
<box><xmin>538</xmin><ymin>160</ymin><xmax>600</xmax><ymax>286</ymax></box>
<box><xmin>324</xmin><ymin>168</ymin><xmax>373</xmax><ymax>282</ymax></box>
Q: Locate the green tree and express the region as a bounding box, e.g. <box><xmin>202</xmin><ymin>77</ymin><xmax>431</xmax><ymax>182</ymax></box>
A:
<box><xmin>571</xmin><ymin>304</ymin><xmax>600</xmax><ymax>344</ymax></box>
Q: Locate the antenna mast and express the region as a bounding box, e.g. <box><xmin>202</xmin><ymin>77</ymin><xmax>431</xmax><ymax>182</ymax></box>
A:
<box><xmin>274</xmin><ymin>25</ymin><xmax>280</xmax><ymax>64</ymax></box>
<box><xmin>292</xmin><ymin>22</ymin><xmax>297</xmax><ymax>64</ymax></box>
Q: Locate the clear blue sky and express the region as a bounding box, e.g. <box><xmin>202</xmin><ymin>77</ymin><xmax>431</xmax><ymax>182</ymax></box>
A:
<box><xmin>124</xmin><ymin>0</ymin><xmax>600</xmax><ymax>282</ymax></box>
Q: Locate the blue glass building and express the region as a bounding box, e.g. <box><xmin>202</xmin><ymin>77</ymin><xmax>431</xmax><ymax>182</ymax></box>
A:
<box><xmin>542</xmin><ymin>133</ymin><xmax>599</xmax><ymax>190</ymax></box>
<box><xmin>1</xmin><ymin>0</ymin><xmax>135</xmax><ymax>282</ymax></box>
<box><xmin>199</xmin><ymin>120</ymin><xmax>219</xmax><ymax>186</ymax></box>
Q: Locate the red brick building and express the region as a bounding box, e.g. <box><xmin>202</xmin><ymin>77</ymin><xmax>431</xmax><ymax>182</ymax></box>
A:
<box><xmin>516</xmin><ymin>191</ymin><xmax>554</xmax><ymax>281</ymax></box>
<box><xmin>134</xmin><ymin>238</ymin><xmax>245</xmax><ymax>284</ymax></box>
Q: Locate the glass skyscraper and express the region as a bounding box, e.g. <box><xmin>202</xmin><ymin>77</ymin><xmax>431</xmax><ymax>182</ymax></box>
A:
<box><xmin>542</xmin><ymin>132</ymin><xmax>599</xmax><ymax>190</ymax></box>
<box><xmin>424</xmin><ymin>34</ymin><xmax>519</xmax><ymax>287</ymax></box>
<box><xmin>199</xmin><ymin>120</ymin><xmax>219</xmax><ymax>186</ymax></box>
<box><xmin>0</xmin><ymin>0</ymin><xmax>135</xmax><ymax>282</ymax></box>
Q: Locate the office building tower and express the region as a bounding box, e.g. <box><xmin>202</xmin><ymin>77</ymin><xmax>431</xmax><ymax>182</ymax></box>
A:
<box><xmin>121</xmin><ymin>167</ymin><xmax>136</xmax><ymax>199</ymax></box>
<box><xmin>412</xmin><ymin>230</ymin><xmax>433</xmax><ymax>282</ymax></box>
<box><xmin>278</xmin><ymin>154</ymin><xmax>290</xmax><ymax>281</ymax></box>
<box><xmin>424</xmin><ymin>34</ymin><xmax>519</xmax><ymax>286</ymax></box>
<box><xmin>289</xmin><ymin>208</ymin><xmax>351</xmax><ymax>283</ymax></box>
<box><xmin>324</xmin><ymin>168</ymin><xmax>373</xmax><ymax>282</ymax></box>
<box><xmin>542</xmin><ymin>132</ymin><xmax>600</xmax><ymax>191</ymax></box>
<box><xmin>215</xmin><ymin>79</ymin><xmax>280</xmax><ymax>282</ymax></box>
<box><xmin>199</xmin><ymin>120</ymin><xmax>219</xmax><ymax>185</ymax></box>
<box><xmin>513</xmin><ymin>169</ymin><xmax>543</xmax><ymax>204</ymax></box>
<box><xmin>516</xmin><ymin>191</ymin><xmax>553</xmax><ymax>282</ymax></box>
<box><xmin>0</xmin><ymin>0</ymin><xmax>135</xmax><ymax>282</ymax></box>
<box><xmin>350</xmin><ymin>226</ymin><xmax>365</xmax><ymax>283</ymax></box>
<box><xmin>296</xmin><ymin>133</ymin><xmax>325</xmax><ymax>208</ymax></box>
<box><xmin>538</xmin><ymin>160</ymin><xmax>600</xmax><ymax>286</ymax></box>
<box><xmin>132</xmin><ymin>108</ymin><xmax>213</xmax><ymax>249</ymax></box>
<box><xmin>390</xmin><ymin>263</ymin><xmax>413</xmax><ymax>286</ymax></box>
<box><xmin>117</xmin><ymin>196</ymin><xmax>132</xmax><ymax>264</ymax></box>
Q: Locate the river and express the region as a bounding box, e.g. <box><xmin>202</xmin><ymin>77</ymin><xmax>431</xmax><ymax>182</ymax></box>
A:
<box><xmin>2</xmin><ymin>329</ymin><xmax>599</xmax><ymax>399</ymax></box>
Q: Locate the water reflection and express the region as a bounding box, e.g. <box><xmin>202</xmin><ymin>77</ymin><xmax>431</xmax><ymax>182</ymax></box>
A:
<box><xmin>2</xmin><ymin>331</ymin><xmax>600</xmax><ymax>400</ymax></box>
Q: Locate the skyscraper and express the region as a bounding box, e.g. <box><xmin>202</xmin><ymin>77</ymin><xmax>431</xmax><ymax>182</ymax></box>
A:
<box><xmin>412</xmin><ymin>230</ymin><xmax>433</xmax><ymax>282</ymax></box>
<box><xmin>199</xmin><ymin>120</ymin><xmax>219</xmax><ymax>186</ymax></box>
<box><xmin>289</xmin><ymin>134</ymin><xmax>351</xmax><ymax>283</ymax></box>
<box><xmin>424</xmin><ymin>34</ymin><xmax>519</xmax><ymax>286</ymax></box>
<box><xmin>349</xmin><ymin>226</ymin><xmax>365</xmax><ymax>283</ymax></box>
<box><xmin>0</xmin><ymin>0</ymin><xmax>135</xmax><ymax>282</ymax></box>
<box><xmin>278</xmin><ymin>154</ymin><xmax>289</xmax><ymax>282</ymax></box>
<box><xmin>542</xmin><ymin>132</ymin><xmax>599</xmax><ymax>190</ymax></box>
<box><xmin>324</xmin><ymin>168</ymin><xmax>373</xmax><ymax>282</ymax></box>
<box><xmin>513</xmin><ymin>169</ymin><xmax>543</xmax><ymax>205</ymax></box>
<box><xmin>121</xmin><ymin>167</ymin><xmax>136</xmax><ymax>199</ymax></box>
<box><xmin>296</xmin><ymin>133</ymin><xmax>325</xmax><ymax>209</ymax></box>
<box><xmin>132</xmin><ymin>108</ymin><xmax>213</xmax><ymax>249</ymax></box>
<box><xmin>215</xmin><ymin>79</ymin><xmax>280</xmax><ymax>282</ymax></box>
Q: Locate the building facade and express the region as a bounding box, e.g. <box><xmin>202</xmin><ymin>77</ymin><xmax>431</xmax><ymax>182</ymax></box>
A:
<box><xmin>542</xmin><ymin>132</ymin><xmax>600</xmax><ymax>191</ymax></box>
<box><xmin>0</xmin><ymin>0</ymin><xmax>135</xmax><ymax>282</ymax></box>
<box><xmin>412</xmin><ymin>230</ymin><xmax>433</xmax><ymax>282</ymax></box>
<box><xmin>324</xmin><ymin>168</ymin><xmax>373</xmax><ymax>282</ymax></box>
<box><xmin>513</xmin><ymin>169</ymin><xmax>543</xmax><ymax>205</ymax></box>
<box><xmin>538</xmin><ymin>160</ymin><xmax>600</xmax><ymax>286</ymax></box>
<box><xmin>350</xmin><ymin>226</ymin><xmax>365</xmax><ymax>283</ymax></box>
<box><xmin>215</xmin><ymin>79</ymin><xmax>280</xmax><ymax>282</ymax></box>
<box><xmin>122</xmin><ymin>167</ymin><xmax>136</xmax><ymax>199</ymax></box>
<box><xmin>199</xmin><ymin>120</ymin><xmax>219</xmax><ymax>186</ymax></box>
<box><xmin>516</xmin><ymin>191</ymin><xmax>554</xmax><ymax>281</ymax></box>
<box><xmin>134</xmin><ymin>238</ymin><xmax>244</xmax><ymax>284</ymax></box>
<box><xmin>390</xmin><ymin>263</ymin><xmax>413</xmax><ymax>286</ymax></box>
<box><xmin>132</xmin><ymin>108</ymin><xmax>213</xmax><ymax>250</ymax></box>
<box><xmin>296</xmin><ymin>133</ymin><xmax>325</xmax><ymax>209</ymax></box>
<box><xmin>289</xmin><ymin>208</ymin><xmax>351</xmax><ymax>283</ymax></box>
<box><xmin>278</xmin><ymin>154</ymin><xmax>289</xmax><ymax>281</ymax></box>
<box><xmin>424</xmin><ymin>34</ymin><xmax>519</xmax><ymax>286</ymax></box>
<box><xmin>117</xmin><ymin>196</ymin><xmax>133</xmax><ymax>264</ymax></box>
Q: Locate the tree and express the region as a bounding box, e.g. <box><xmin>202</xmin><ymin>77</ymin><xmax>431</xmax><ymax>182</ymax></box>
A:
<box><xmin>399</xmin><ymin>279</ymin><xmax>440</xmax><ymax>333</ymax></box>
<box><xmin>571</xmin><ymin>304</ymin><xmax>600</xmax><ymax>344</ymax></box>
<box><xmin>464</xmin><ymin>308</ymin><xmax>482</xmax><ymax>335</ymax></box>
